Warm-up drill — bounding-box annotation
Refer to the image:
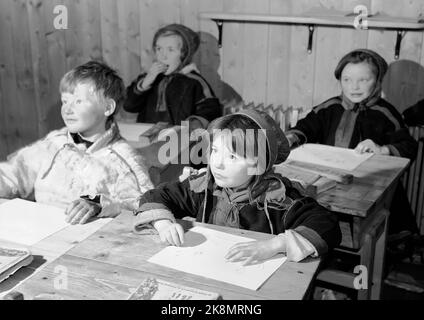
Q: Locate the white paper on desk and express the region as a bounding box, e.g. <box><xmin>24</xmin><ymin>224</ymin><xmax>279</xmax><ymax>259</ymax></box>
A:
<box><xmin>148</xmin><ymin>226</ymin><xmax>287</xmax><ymax>291</ymax></box>
<box><xmin>287</xmin><ymin>143</ymin><xmax>373</xmax><ymax>171</ymax></box>
<box><xmin>117</xmin><ymin>122</ymin><xmax>153</xmax><ymax>141</ymax></box>
<box><xmin>0</xmin><ymin>199</ymin><xmax>112</xmax><ymax>246</ymax></box>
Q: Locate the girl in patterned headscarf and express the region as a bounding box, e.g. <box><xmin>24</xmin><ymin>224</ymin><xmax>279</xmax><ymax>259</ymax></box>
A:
<box><xmin>286</xmin><ymin>49</ymin><xmax>419</xmax><ymax>237</ymax></box>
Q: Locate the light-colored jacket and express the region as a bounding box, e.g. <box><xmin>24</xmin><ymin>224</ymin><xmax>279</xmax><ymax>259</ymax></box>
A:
<box><xmin>0</xmin><ymin>122</ymin><xmax>154</xmax><ymax>217</ymax></box>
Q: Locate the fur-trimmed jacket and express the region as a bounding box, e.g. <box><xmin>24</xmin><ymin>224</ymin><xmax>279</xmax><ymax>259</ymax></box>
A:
<box><xmin>0</xmin><ymin>122</ymin><xmax>154</xmax><ymax>217</ymax></box>
<box><xmin>134</xmin><ymin>171</ymin><xmax>341</xmax><ymax>260</ymax></box>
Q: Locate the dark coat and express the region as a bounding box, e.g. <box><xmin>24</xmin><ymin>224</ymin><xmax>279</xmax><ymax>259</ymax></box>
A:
<box><xmin>123</xmin><ymin>72</ymin><xmax>222</xmax><ymax>125</ymax></box>
<box><xmin>136</xmin><ymin>172</ymin><xmax>341</xmax><ymax>256</ymax></box>
<box><xmin>289</xmin><ymin>96</ymin><xmax>418</xmax><ymax>160</ymax></box>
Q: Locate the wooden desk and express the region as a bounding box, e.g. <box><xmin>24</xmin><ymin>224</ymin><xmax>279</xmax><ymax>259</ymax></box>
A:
<box><xmin>315</xmin><ymin>154</ymin><xmax>409</xmax><ymax>248</ymax></box>
<box><xmin>6</xmin><ymin>211</ymin><xmax>320</xmax><ymax>300</ymax></box>
<box><xmin>313</xmin><ymin>154</ymin><xmax>409</xmax><ymax>299</ymax></box>
<box><xmin>0</xmin><ymin>199</ymin><xmax>111</xmax><ymax>296</ymax></box>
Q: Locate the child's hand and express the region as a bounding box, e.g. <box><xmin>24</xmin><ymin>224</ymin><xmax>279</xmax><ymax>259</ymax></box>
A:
<box><xmin>153</xmin><ymin>219</ymin><xmax>185</xmax><ymax>246</ymax></box>
<box><xmin>285</xmin><ymin>132</ymin><xmax>299</xmax><ymax>148</ymax></box>
<box><xmin>354</xmin><ymin>139</ymin><xmax>390</xmax><ymax>155</ymax></box>
<box><xmin>65</xmin><ymin>199</ymin><xmax>101</xmax><ymax>225</ymax></box>
<box><xmin>141</xmin><ymin>62</ymin><xmax>168</xmax><ymax>89</ymax></box>
<box><xmin>225</xmin><ymin>237</ymin><xmax>284</xmax><ymax>265</ymax></box>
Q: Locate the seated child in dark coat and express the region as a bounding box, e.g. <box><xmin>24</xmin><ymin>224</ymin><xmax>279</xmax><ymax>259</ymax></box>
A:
<box><xmin>123</xmin><ymin>24</ymin><xmax>222</xmax><ymax>130</ymax></box>
<box><xmin>134</xmin><ymin>110</ymin><xmax>341</xmax><ymax>263</ymax></box>
<box><xmin>286</xmin><ymin>49</ymin><xmax>419</xmax><ymax>236</ymax></box>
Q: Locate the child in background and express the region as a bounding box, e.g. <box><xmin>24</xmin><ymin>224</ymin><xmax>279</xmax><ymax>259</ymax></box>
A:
<box><xmin>123</xmin><ymin>24</ymin><xmax>222</xmax><ymax>130</ymax></box>
<box><xmin>285</xmin><ymin>49</ymin><xmax>419</xmax><ymax>239</ymax></box>
<box><xmin>0</xmin><ymin>61</ymin><xmax>154</xmax><ymax>224</ymax></box>
<box><xmin>133</xmin><ymin>110</ymin><xmax>341</xmax><ymax>263</ymax></box>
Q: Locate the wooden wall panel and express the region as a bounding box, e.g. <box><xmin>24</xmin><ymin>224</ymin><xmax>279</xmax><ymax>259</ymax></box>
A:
<box><xmin>287</xmin><ymin>0</ymin><xmax>318</xmax><ymax>114</ymax></box>
<box><xmin>0</xmin><ymin>1</ymin><xmax>18</xmax><ymax>160</ymax></box>
<box><xmin>100</xmin><ymin>0</ymin><xmax>122</xmax><ymax>75</ymax></box>
<box><xmin>117</xmin><ymin>0</ymin><xmax>141</xmax><ymax>85</ymax></box>
<box><xmin>266</xmin><ymin>0</ymin><xmax>292</xmax><ymax>108</ymax></box>
<box><xmin>11</xmin><ymin>0</ymin><xmax>39</xmax><ymax>146</ymax></box>
<box><xmin>221</xmin><ymin>0</ymin><xmax>246</xmax><ymax>101</ymax></box>
<box><xmin>1</xmin><ymin>0</ymin><xmax>424</xmax><ymax>157</ymax></box>
<box><xmin>241</xmin><ymin>0</ymin><xmax>269</xmax><ymax>105</ymax></box>
<box><xmin>43</xmin><ymin>0</ymin><xmax>68</xmax><ymax>133</ymax></box>
<box><xmin>198</xmin><ymin>0</ymin><xmax>224</xmax><ymax>102</ymax></box>
<box><xmin>26</xmin><ymin>0</ymin><xmax>52</xmax><ymax>138</ymax></box>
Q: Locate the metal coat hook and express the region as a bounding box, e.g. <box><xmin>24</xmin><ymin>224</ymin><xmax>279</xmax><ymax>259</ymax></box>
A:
<box><xmin>394</xmin><ymin>30</ymin><xmax>404</xmax><ymax>60</ymax></box>
<box><xmin>307</xmin><ymin>25</ymin><xmax>315</xmax><ymax>54</ymax></box>
<box><xmin>214</xmin><ymin>20</ymin><xmax>224</xmax><ymax>48</ymax></box>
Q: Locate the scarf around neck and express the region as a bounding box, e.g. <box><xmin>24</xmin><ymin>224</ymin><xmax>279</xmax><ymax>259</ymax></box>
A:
<box><xmin>335</xmin><ymin>80</ymin><xmax>383</xmax><ymax>148</ymax></box>
<box><xmin>210</xmin><ymin>172</ymin><xmax>292</xmax><ymax>230</ymax></box>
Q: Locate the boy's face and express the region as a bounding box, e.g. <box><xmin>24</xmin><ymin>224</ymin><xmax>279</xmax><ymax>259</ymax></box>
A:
<box><xmin>209</xmin><ymin>133</ymin><xmax>257</xmax><ymax>190</ymax></box>
<box><xmin>340</xmin><ymin>62</ymin><xmax>377</xmax><ymax>104</ymax></box>
<box><xmin>155</xmin><ymin>35</ymin><xmax>183</xmax><ymax>75</ymax></box>
<box><xmin>61</xmin><ymin>82</ymin><xmax>109</xmax><ymax>138</ymax></box>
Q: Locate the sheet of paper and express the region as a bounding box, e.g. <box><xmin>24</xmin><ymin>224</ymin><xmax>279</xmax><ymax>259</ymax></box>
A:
<box><xmin>0</xmin><ymin>199</ymin><xmax>112</xmax><ymax>246</ymax></box>
<box><xmin>148</xmin><ymin>226</ymin><xmax>287</xmax><ymax>291</ymax></box>
<box><xmin>287</xmin><ymin>143</ymin><xmax>373</xmax><ymax>171</ymax></box>
<box><xmin>117</xmin><ymin>122</ymin><xmax>153</xmax><ymax>142</ymax></box>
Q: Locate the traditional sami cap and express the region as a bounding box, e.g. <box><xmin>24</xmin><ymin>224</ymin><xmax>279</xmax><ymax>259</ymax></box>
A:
<box><xmin>235</xmin><ymin>109</ymin><xmax>290</xmax><ymax>171</ymax></box>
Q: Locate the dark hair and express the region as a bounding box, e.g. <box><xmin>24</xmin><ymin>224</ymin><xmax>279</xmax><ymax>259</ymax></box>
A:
<box><xmin>334</xmin><ymin>49</ymin><xmax>388</xmax><ymax>82</ymax></box>
<box><xmin>59</xmin><ymin>61</ymin><xmax>126</xmax><ymax>120</ymax></box>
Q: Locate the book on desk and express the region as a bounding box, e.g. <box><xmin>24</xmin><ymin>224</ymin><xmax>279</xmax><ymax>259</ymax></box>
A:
<box><xmin>0</xmin><ymin>241</ymin><xmax>33</xmax><ymax>283</ymax></box>
<box><xmin>274</xmin><ymin>163</ymin><xmax>338</xmax><ymax>198</ymax></box>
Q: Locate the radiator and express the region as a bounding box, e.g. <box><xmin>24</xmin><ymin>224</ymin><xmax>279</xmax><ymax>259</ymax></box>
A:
<box><xmin>223</xmin><ymin>101</ymin><xmax>306</xmax><ymax>131</ymax></box>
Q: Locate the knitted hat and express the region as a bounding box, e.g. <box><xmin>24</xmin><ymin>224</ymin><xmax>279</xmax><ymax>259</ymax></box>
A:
<box><xmin>210</xmin><ymin>109</ymin><xmax>290</xmax><ymax>172</ymax></box>
<box><xmin>152</xmin><ymin>24</ymin><xmax>200</xmax><ymax>68</ymax></box>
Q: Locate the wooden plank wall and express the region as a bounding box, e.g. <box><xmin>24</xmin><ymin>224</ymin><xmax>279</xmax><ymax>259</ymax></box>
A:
<box><xmin>1</xmin><ymin>0</ymin><xmax>424</xmax><ymax>162</ymax></box>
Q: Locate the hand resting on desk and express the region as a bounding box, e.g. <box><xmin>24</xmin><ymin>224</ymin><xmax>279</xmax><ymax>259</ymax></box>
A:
<box><xmin>354</xmin><ymin>139</ymin><xmax>390</xmax><ymax>155</ymax></box>
<box><xmin>153</xmin><ymin>219</ymin><xmax>185</xmax><ymax>246</ymax></box>
<box><xmin>65</xmin><ymin>198</ymin><xmax>101</xmax><ymax>225</ymax></box>
<box><xmin>225</xmin><ymin>236</ymin><xmax>287</xmax><ymax>266</ymax></box>
<box><xmin>153</xmin><ymin>219</ymin><xmax>287</xmax><ymax>265</ymax></box>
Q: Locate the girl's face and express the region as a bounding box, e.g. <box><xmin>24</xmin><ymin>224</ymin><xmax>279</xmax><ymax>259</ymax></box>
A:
<box><xmin>61</xmin><ymin>82</ymin><xmax>109</xmax><ymax>138</ymax></box>
<box><xmin>154</xmin><ymin>35</ymin><xmax>183</xmax><ymax>75</ymax></box>
<box><xmin>340</xmin><ymin>62</ymin><xmax>377</xmax><ymax>103</ymax></box>
<box><xmin>210</xmin><ymin>133</ymin><xmax>257</xmax><ymax>190</ymax></box>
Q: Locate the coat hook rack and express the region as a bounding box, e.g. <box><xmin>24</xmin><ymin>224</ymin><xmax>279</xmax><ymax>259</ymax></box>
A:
<box><xmin>201</xmin><ymin>12</ymin><xmax>424</xmax><ymax>58</ymax></box>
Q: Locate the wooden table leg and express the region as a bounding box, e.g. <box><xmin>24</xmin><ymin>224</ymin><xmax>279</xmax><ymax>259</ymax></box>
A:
<box><xmin>357</xmin><ymin>208</ymin><xmax>389</xmax><ymax>300</ymax></box>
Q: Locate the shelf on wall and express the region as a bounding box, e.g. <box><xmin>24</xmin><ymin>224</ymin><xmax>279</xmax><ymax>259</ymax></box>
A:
<box><xmin>200</xmin><ymin>12</ymin><xmax>424</xmax><ymax>59</ymax></box>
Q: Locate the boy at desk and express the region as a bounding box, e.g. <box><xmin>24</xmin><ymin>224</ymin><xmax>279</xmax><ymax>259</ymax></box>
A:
<box><xmin>285</xmin><ymin>49</ymin><xmax>419</xmax><ymax>244</ymax></box>
<box><xmin>123</xmin><ymin>24</ymin><xmax>222</xmax><ymax>130</ymax></box>
<box><xmin>133</xmin><ymin>110</ymin><xmax>341</xmax><ymax>263</ymax></box>
<box><xmin>0</xmin><ymin>61</ymin><xmax>154</xmax><ymax>224</ymax></box>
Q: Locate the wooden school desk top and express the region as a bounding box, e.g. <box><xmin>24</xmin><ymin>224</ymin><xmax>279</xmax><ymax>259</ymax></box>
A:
<box><xmin>315</xmin><ymin>154</ymin><xmax>410</xmax><ymax>218</ymax></box>
<box><xmin>8</xmin><ymin>211</ymin><xmax>320</xmax><ymax>300</ymax></box>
